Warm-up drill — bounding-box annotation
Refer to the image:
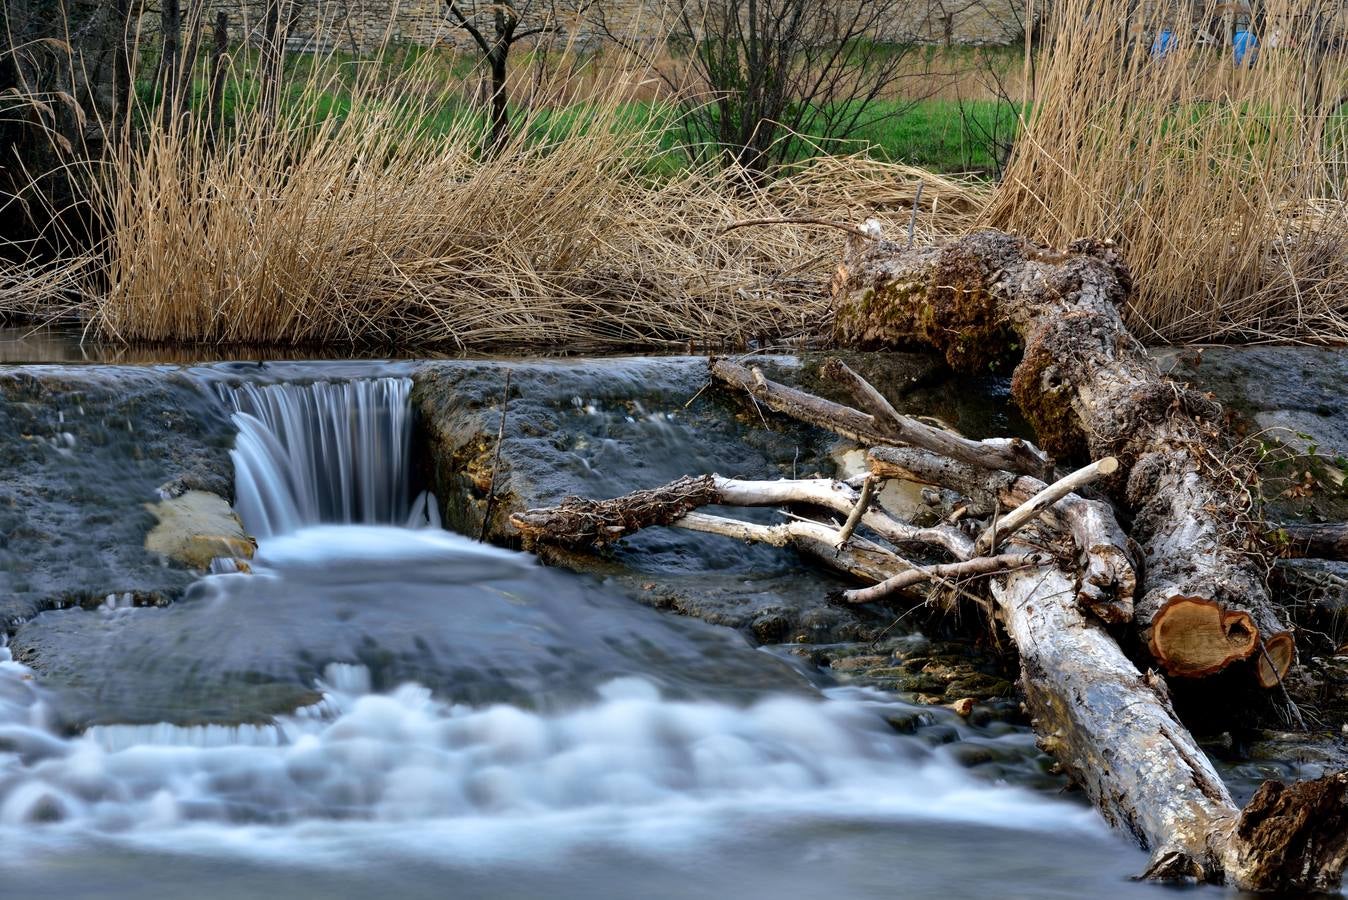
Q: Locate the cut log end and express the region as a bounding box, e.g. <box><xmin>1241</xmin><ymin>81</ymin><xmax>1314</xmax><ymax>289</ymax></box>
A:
<box><xmin>1148</xmin><ymin>595</ymin><xmax>1258</xmax><ymax>678</ymax></box>
<box><xmin>1256</xmin><ymin>632</ymin><xmax>1297</xmax><ymax>690</ymax></box>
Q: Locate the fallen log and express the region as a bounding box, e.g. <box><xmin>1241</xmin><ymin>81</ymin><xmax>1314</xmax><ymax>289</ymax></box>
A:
<box><xmin>710</xmin><ymin>357</ymin><xmax>1050</xmax><ymax>477</ymax></box>
<box><xmin>996</xmin><ymin>562</ymin><xmax>1348</xmax><ymax>891</ymax></box>
<box><xmin>512</xmin><ymin>468</ymin><xmax>1348</xmax><ymax>890</ymax></box>
<box><xmin>509</xmin><ymin>354</ymin><xmax>1345</xmax><ymax>890</ymax></box>
<box><xmin>1275</xmin><ymin>522</ymin><xmax>1348</xmax><ymax>561</ymax></box>
<box><xmin>830</xmin><ymin>225</ymin><xmax>1294</xmax><ymax>688</ymax></box>
<box><xmin>511</xmin><ymin>473</ymin><xmax>974</xmax><ymax>558</ymax></box>
<box><xmin>511</xmin><ymin>476</ymin><xmax>1027</xmax><ymax>603</ymax></box>
<box><xmin>867</xmin><ymin>445</ymin><xmax>1137</xmax><ymax>624</ymax></box>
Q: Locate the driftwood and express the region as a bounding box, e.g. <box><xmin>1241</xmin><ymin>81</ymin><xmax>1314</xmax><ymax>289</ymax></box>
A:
<box><xmin>510</xmin><ymin>353</ymin><xmax>1348</xmax><ymax>891</ymax></box>
<box><xmin>710</xmin><ymin>358</ymin><xmax>1050</xmax><ymax>477</ymax></box>
<box><xmin>831</xmin><ymin>225</ymin><xmax>1294</xmax><ymax>689</ymax></box>
<box><xmin>511</xmin><ymin>473</ymin><xmax>1008</xmax><ymax>598</ymax></box>
<box><xmin>869</xmin><ymin>445</ymin><xmax>1136</xmax><ymax>625</ymax></box>
<box><xmin>996</xmin><ymin>563</ymin><xmax>1348</xmax><ymax>891</ymax></box>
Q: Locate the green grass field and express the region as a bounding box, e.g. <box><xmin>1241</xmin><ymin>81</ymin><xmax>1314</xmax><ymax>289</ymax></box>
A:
<box><xmin>140</xmin><ymin>43</ymin><xmax>1023</xmax><ymax>178</ymax></box>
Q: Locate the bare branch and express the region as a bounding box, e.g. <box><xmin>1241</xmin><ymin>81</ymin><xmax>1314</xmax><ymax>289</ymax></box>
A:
<box><xmin>841</xmin><ymin>552</ymin><xmax>1050</xmax><ymax>604</ymax></box>
<box><xmin>974</xmin><ymin>456</ymin><xmax>1119</xmax><ymax>556</ymax></box>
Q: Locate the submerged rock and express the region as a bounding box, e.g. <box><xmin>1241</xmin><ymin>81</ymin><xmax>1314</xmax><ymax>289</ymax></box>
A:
<box><xmin>0</xmin><ymin>366</ymin><xmax>236</xmax><ymax>626</ymax></box>
<box><xmin>10</xmin><ymin>527</ymin><xmax>811</xmax><ymax>727</ymax></box>
<box><xmin>144</xmin><ymin>490</ymin><xmax>254</xmax><ymax>570</ymax></box>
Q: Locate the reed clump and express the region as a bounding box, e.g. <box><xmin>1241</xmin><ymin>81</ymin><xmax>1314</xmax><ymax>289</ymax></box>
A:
<box><xmin>8</xmin><ymin>45</ymin><xmax>981</xmax><ymax>351</ymax></box>
<box><xmin>986</xmin><ymin>0</ymin><xmax>1348</xmax><ymax>343</ymax></box>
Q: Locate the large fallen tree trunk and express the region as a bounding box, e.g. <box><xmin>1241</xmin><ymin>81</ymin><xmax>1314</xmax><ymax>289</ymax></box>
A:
<box><xmin>510</xmin><ymin>353</ymin><xmax>1348</xmax><ymax>891</ymax></box>
<box><xmin>830</xmin><ymin>225</ymin><xmax>1294</xmax><ymax>688</ymax></box>
<box><xmin>512</xmin><ymin>471</ymin><xmax>1348</xmax><ymax>891</ymax></box>
<box><xmin>996</xmin><ymin>564</ymin><xmax>1348</xmax><ymax>891</ymax></box>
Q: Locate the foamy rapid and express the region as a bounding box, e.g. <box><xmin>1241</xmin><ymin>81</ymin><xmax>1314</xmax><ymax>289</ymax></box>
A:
<box><xmin>0</xmin><ymin>644</ymin><xmax>1101</xmax><ymax>865</ymax></box>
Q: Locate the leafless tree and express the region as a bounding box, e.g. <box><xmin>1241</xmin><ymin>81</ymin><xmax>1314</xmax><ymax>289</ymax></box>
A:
<box><xmin>926</xmin><ymin>0</ymin><xmax>983</xmax><ymax>46</ymax></box>
<box><xmin>951</xmin><ymin>0</ymin><xmax>1036</xmax><ymax>178</ymax></box>
<box><xmin>443</xmin><ymin>0</ymin><xmax>573</xmax><ymax>150</ymax></box>
<box><xmin>646</xmin><ymin>0</ymin><xmax>935</xmax><ymax>175</ymax></box>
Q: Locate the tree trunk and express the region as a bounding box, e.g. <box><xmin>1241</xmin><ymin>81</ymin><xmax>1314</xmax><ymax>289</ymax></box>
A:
<box><xmin>206</xmin><ymin>11</ymin><xmax>228</xmax><ymax>149</ymax></box>
<box><xmin>830</xmin><ymin>226</ymin><xmax>1295</xmax><ymax>688</ymax></box>
<box><xmin>174</xmin><ymin>0</ymin><xmax>205</xmax><ymax>122</ymax></box>
<box><xmin>159</xmin><ymin>0</ymin><xmax>182</xmax><ymax>127</ymax></box>
<box><xmin>996</xmin><ymin>564</ymin><xmax>1348</xmax><ymax>891</ymax></box>
<box><xmin>1276</xmin><ymin>522</ymin><xmax>1348</xmax><ymax>560</ymax></box>
<box><xmin>258</xmin><ymin>0</ymin><xmax>289</xmax><ymax>124</ymax></box>
<box><xmin>488</xmin><ymin>48</ymin><xmax>509</xmax><ymax>151</ymax></box>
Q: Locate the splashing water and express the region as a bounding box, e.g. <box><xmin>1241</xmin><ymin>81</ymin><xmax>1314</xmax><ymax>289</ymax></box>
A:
<box><xmin>220</xmin><ymin>378</ymin><xmax>414</xmax><ymax>537</ymax></box>
<box><xmin>0</xmin><ymin>637</ymin><xmax>1102</xmax><ymax>851</ymax></box>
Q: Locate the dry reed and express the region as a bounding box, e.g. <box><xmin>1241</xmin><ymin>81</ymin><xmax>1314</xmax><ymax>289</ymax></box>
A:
<box><xmin>2</xmin><ymin>37</ymin><xmax>982</xmax><ymax>350</ymax></box>
<box><xmin>986</xmin><ymin>0</ymin><xmax>1348</xmax><ymax>343</ymax></box>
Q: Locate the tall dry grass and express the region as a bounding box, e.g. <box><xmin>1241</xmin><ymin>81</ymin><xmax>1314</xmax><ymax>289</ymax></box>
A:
<box><xmin>986</xmin><ymin>0</ymin><xmax>1348</xmax><ymax>342</ymax></box>
<box><xmin>4</xmin><ymin>40</ymin><xmax>981</xmax><ymax>350</ymax></box>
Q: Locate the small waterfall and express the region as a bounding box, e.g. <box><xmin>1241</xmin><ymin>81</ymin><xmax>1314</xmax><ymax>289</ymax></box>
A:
<box><xmin>220</xmin><ymin>378</ymin><xmax>414</xmax><ymax>538</ymax></box>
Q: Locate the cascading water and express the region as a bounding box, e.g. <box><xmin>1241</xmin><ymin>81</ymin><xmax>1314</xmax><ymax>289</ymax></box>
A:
<box><xmin>219</xmin><ymin>378</ymin><xmax>414</xmax><ymax>537</ymax></box>
<box><xmin>0</xmin><ymin>366</ymin><xmax>1179</xmax><ymax>899</ymax></box>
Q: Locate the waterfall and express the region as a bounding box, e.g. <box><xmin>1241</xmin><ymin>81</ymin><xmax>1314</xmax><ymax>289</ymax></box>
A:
<box><xmin>220</xmin><ymin>378</ymin><xmax>414</xmax><ymax>538</ymax></box>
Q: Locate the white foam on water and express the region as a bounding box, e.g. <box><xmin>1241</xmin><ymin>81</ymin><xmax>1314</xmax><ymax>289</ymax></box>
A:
<box><xmin>0</xmin><ymin>642</ymin><xmax>1103</xmax><ymax>869</ymax></box>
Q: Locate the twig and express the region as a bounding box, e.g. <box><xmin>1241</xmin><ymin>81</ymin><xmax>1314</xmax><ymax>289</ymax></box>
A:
<box><xmin>835</xmin><ymin>474</ymin><xmax>877</xmax><ymax>550</ymax></box>
<box><xmin>905</xmin><ymin>182</ymin><xmax>925</xmax><ymax>250</ymax></box>
<box><xmin>974</xmin><ymin>457</ymin><xmax>1119</xmax><ymax>556</ymax></box>
<box><xmin>842</xmin><ymin>553</ymin><xmax>1050</xmax><ymax>604</ymax></box>
<box><xmin>478</xmin><ymin>369</ymin><xmax>512</xmax><ymax>542</ymax></box>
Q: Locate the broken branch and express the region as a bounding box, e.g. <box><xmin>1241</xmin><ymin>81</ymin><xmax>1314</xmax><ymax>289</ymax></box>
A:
<box><xmin>974</xmin><ymin>456</ymin><xmax>1118</xmax><ymax>556</ymax></box>
<box><xmin>840</xmin><ymin>552</ymin><xmax>1047</xmax><ymax>604</ymax></box>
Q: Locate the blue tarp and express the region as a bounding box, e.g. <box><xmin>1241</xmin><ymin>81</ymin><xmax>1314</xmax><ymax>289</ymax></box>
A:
<box><xmin>1233</xmin><ymin>29</ymin><xmax>1258</xmax><ymax>65</ymax></box>
<box><xmin>1151</xmin><ymin>28</ymin><xmax>1177</xmax><ymax>58</ymax></box>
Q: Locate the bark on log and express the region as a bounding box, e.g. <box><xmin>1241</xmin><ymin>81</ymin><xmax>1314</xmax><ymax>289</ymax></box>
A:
<box><xmin>1275</xmin><ymin>522</ymin><xmax>1348</xmax><ymax>561</ymax></box>
<box><xmin>995</xmin><ymin>562</ymin><xmax>1348</xmax><ymax>891</ymax></box>
<box><xmin>831</xmin><ymin>226</ymin><xmax>1293</xmax><ymax>688</ymax></box>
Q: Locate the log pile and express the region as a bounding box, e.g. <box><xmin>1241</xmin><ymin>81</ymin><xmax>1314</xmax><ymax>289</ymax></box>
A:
<box><xmin>510</xmin><ymin>226</ymin><xmax>1348</xmax><ymax>892</ymax></box>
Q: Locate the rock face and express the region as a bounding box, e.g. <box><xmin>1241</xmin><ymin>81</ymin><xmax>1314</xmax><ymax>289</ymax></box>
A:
<box><xmin>1160</xmin><ymin>347</ymin><xmax>1348</xmax><ymax>454</ymax></box>
<box><xmin>0</xmin><ymin>366</ymin><xmax>236</xmax><ymax>625</ymax></box>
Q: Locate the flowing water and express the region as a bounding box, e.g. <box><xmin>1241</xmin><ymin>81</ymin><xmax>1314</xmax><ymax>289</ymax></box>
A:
<box><xmin>220</xmin><ymin>379</ymin><xmax>415</xmax><ymax>537</ymax></box>
<box><xmin>0</xmin><ymin>371</ymin><xmax>1221</xmax><ymax>899</ymax></box>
